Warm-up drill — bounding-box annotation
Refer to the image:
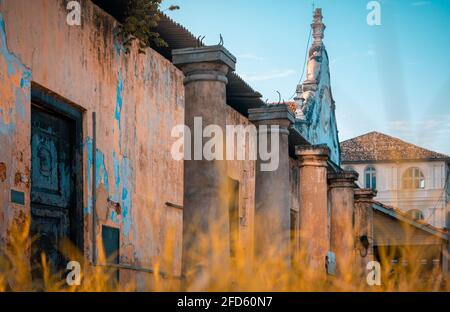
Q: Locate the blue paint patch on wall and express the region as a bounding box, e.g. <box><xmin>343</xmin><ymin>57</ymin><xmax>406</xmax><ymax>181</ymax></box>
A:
<box><xmin>20</xmin><ymin>70</ymin><xmax>31</xmax><ymax>89</ymax></box>
<box><xmin>111</xmin><ymin>210</ymin><xmax>118</xmax><ymax>223</ymax></box>
<box><xmin>0</xmin><ymin>111</ymin><xmax>14</xmax><ymax>135</ymax></box>
<box><xmin>95</xmin><ymin>149</ymin><xmax>110</xmax><ymax>193</ymax></box>
<box><xmin>0</xmin><ymin>13</ymin><xmax>32</xmax><ymax>136</ymax></box>
<box><xmin>85</xmin><ymin>137</ymin><xmax>94</xmax><ymax>215</ymax></box>
<box><xmin>113</xmin><ymin>37</ymin><xmax>125</xmax><ymax>57</ymax></box>
<box><xmin>120</xmin><ymin>156</ymin><xmax>132</xmax><ymax>236</ymax></box>
<box><xmin>110</xmin><ymin>153</ymin><xmax>133</xmax><ymax>236</ymax></box>
<box><xmin>0</xmin><ymin>14</ymin><xmax>16</xmax><ymax>76</ymax></box>
<box><xmin>14</xmin><ymin>87</ymin><xmax>26</xmax><ymax>119</ymax></box>
<box><xmin>0</xmin><ymin>14</ymin><xmax>30</xmax><ymax>77</ymax></box>
<box><xmin>112</xmin><ymin>152</ymin><xmax>121</xmax><ymax>197</ymax></box>
<box><xmin>84</xmin><ymin>137</ymin><xmax>113</xmax><ymax>215</ymax></box>
<box><xmin>84</xmin><ymin>138</ymin><xmax>133</xmax><ymax>235</ymax></box>
<box><xmin>114</xmin><ymin>71</ymin><xmax>124</xmax><ymax>130</ymax></box>
<box><xmin>83</xmin><ymin>137</ymin><xmax>110</xmax><ymax>214</ymax></box>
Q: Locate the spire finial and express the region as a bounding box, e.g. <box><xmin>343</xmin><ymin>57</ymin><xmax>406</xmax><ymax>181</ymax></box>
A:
<box><xmin>311</xmin><ymin>8</ymin><xmax>325</xmax><ymax>47</ymax></box>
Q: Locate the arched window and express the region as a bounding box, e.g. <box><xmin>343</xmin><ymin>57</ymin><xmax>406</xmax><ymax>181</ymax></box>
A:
<box><xmin>364</xmin><ymin>166</ymin><xmax>377</xmax><ymax>190</ymax></box>
<box><xmin>402</xmin><ymin>167</ymin><xmax>425</xmax><ymax>189</ymax></box>
<box><xmin>406</xmin><ymin>209</ymin><xmax>424</xmax><ymax>221</ymax></box>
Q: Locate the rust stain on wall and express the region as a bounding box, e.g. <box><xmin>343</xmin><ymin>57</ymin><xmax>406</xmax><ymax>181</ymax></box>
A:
<box><xmin>24</xmin><ymin>165</ymin><xmax>30</xmax><ymax>189</ymax></box>
<box><xmin>0</xmin><ymin>162</ymin><xmax>6</xmax><ymax>182</ymax></box>
<box><xmin>16</xmin><ymin>151</ymin><xmax>23</xmax><ymax>162</ymax></box>
<box><xmin>14</xmin><ymin>171</ymin><xmax>21</xmax><ymax>186</ymax></box>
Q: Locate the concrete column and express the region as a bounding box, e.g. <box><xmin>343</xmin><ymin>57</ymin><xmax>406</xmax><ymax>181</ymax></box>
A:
<box><xmin>172</xmin><ymin>46</ymin><xmax>236</xmax><ymax>288</ymax></box>
<box><xmin>328</xmin><ymin>170</ymin><xmax>358</xmax><ymax>282</ymax></box>
<box><xmin>295</xmin><ymin>145</ymin><xmax>330</xmax><ymax>275</ymax></box>
<box><xmin>248</xmin><ymin>105</ymin><xmax>294</xmax><ymax>265</ymax></box>
<box><xmin>354</xmin><ymin>189</ymin><xmax>377</xmax><ymax>279</ymax></box>
<box><xmin>444</xmin><ymin>212</ymin><xmax>450</xmax><ymax>277</ymax></box>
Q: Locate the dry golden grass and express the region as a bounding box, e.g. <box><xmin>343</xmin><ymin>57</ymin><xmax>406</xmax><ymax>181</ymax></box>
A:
<box><xmin>0</xmin><ymin>211</ymin><xmax>447</xmax><ymax>292</ymax></box>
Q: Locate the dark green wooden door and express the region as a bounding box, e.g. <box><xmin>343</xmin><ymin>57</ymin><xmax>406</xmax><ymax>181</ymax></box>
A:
<box><xmin>30</xmin><ymin>103</ymin><xmax>75</xmax><ymax>277</ymax></box>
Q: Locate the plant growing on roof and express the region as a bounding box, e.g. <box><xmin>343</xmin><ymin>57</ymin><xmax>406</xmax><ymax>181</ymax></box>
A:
<box><xmin>119</xmin><ymin>0</ymin><xmax>180</xmax><ymax>54</ymax></box>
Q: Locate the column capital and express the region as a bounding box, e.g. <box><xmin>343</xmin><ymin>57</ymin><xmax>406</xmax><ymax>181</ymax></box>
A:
<box><xmin>354</xmin><ymin>188</ymin><xmax>377</xmax><ymax>203</ymax></box>
<box><xmin>328</xmin><ymin>170</ymin><xmax>359</xmax><ymax>188</ymax></box>
<box><xmin>295</xmin><ymin>144</ymin><xmax>329</xmax><ymax>167</ymax></box>
<box><xmin>248</xmin><ymin>104</ymin><xmax>295</xmax><ymax>130</ymax></box>
<box><xmin>172</xmin><ymin>45</ymin><xmax>236</xmax><ymax>85</ymax></box>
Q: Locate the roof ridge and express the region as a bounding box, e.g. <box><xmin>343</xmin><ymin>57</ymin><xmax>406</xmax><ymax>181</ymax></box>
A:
<box><xmin>375</xmin><ymin>131</ymin><xmax>449</xmax><ymax>158</ymax></box>
<box><xmin>381</xmin><ymin>132</ymin><xmax>450</xmax><ymax>158</ymax></box>
<box><xmin>341</xmin><ymin>131</ymin><xmax>450</xmax><ymax>162</ymax></box>
<box><xmin>340</xmin><ymin>130</ymin><xmax>378</xmax><ymax>144</ymax></box>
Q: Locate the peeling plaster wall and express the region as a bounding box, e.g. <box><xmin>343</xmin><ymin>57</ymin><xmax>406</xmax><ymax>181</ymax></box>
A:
<box><xmin>296</xmin><ymin>49</ymin><xmax>341</xmax><ymax>165</ymax></box>
<box><xmin>0</xmin><ymin>10</ymin><xmax>32</xmax><ymax>243</ymax></box>
<box><xmin>0</xmin><ymin>0</ymin><xmax>184</xmax><ymax>288</ymax></box>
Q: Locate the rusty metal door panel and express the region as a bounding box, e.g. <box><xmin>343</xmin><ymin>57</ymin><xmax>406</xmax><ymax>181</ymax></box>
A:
<box><xmin>30</xmin><ymin>103</ymin><xmax>75</xmax><ymax>274</ymax></box>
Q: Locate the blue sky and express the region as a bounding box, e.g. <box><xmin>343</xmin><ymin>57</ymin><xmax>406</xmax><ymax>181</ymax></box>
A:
<box><xmin>165</xmin><ymin>0</ymin><xmax>450</xmax><ymax>155</ymax></box>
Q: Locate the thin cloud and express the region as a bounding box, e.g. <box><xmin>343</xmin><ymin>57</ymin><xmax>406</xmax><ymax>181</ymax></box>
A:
<box><xmin>411</xmin><ymin>1</ymin><xmax>431</xmax><ymax>6</ymax></box>
<box><xmin>330</xmin><ymin>58</ymin><xmax>340</xmax><ymax>65</ymax></box>
<box><xmin>367</xmin><ymin>50</ymin><xmax>377</xmax><ymax>57</ymax></box>
<box><xmin>241</xmin><ymin>69</ymin><xmax>296</xmax><ymax>82</ymax></box>
<box><xmin>389</xmin><ymin>115</ymin><xmax>450</xmax><ymax>155</ymax></box>
<box><xmin>236</xmin><ymin>53</ymin><xmax>265</xmax><ymax>61</ymax></box>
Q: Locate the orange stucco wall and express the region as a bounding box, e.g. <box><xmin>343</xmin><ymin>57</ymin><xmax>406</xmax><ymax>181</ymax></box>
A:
<box><xmin>0</xmin><ymin>0</ymin><xmax>184</xmax><ymax>289</ymax></box>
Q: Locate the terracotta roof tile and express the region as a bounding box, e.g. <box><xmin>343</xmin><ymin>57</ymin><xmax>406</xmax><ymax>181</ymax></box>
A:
<box><xmin>341</xmin><ymin>131</ymin><xmax>449</xmax><ymax>162</ymax></box>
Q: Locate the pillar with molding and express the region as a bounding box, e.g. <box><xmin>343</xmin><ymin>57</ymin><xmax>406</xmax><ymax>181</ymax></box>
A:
<box><xmin>248</xmin><ymin>105</ymin><xmax>294</xmax><ymax>266</ymax></box>
<box><xmin>172</xmin><ymin>45</ymin><xmax>236</xmax><ymax>289</ymax></box>
<box><xmin>353</xmin><ymin>188</ymin><xmax>377</xmax><ymax>279</ymax></box>
<box><xmin>295</xmin><ymin>144</ymin><xmax>330</xmax><ymax>276</ymax></box>
<box><xmin>328</xmin><ymin>170</ymin><xmax>358</xmax><ymax>282</ymax></box>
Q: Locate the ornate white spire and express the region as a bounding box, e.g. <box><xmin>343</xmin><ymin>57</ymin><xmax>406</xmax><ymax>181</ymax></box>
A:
<box><xmin>295</xmin><ymin>8</ymin><xmax>326</xmax><ymax>120</ymax></box>
<box><xmin>311</xmin><ymin>8</ymin><xmax>326</xmax><ymax>47</ymax></box>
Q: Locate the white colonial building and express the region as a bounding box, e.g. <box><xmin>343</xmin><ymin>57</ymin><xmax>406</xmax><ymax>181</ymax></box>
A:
<box><xmin>341</xmin><ymin>132</ymin><xmax>450</xmax><ymax>228</ymax></box>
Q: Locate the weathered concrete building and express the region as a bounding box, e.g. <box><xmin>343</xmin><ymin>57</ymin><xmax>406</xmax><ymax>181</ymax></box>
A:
<box><xmin>0</xmin><ymin>0</ymin><xmax>186</xmax><ymax>288</ymax></box>
<box><xmin>0</xmin><ymin>1</ymin><xmax>448</xmax><ymax>290</ymax></box>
